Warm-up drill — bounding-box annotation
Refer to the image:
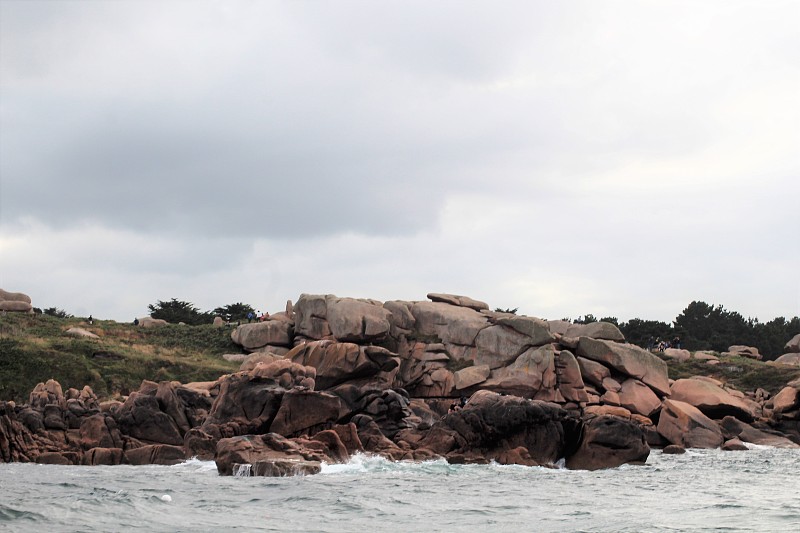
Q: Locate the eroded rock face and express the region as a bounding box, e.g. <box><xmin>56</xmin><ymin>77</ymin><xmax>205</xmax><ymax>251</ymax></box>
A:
<box><xmin>565</xmin><ymin>415</ymin><xmax>649</xmax><ymax>470</ymax></box>
<box><xmin>288</xmin><ymin>340</ymin><xmax>398</xmax><ymax>390</ymax></box>
<box><xmin>436</xmin><ymin>390</ymin><xmax>575</xmax><ymax>465</ymax></box>
<box><xmin>481</xmin><ymin>346</ymin><xmax>557</xmax><ymax>399</ymax></box>
<box><xmin>576</xmin><ymin>338</ymin><xmax>670</xmax><ymax>396</ymax></box>
<box><xmin>657</xmin><ymin>399</ymin><xmax>723</xmax><ymax>449</ymax></box>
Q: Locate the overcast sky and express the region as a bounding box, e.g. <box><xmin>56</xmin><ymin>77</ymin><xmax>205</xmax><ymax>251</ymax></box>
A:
<box><xmin>1</xmin><ymin>0</ymin><xmax>798</xmax><ymax>324</ymax></box>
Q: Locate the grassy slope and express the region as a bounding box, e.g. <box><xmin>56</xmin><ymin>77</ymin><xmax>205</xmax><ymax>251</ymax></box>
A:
<box><xmin>0</xmin><ymin>313</ymin><xmax>241</xmax><ymax>402</ymax></box>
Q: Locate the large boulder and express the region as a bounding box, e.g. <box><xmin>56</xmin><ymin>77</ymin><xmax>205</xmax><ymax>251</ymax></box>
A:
<box><xmin>269</xmin><ymin>390</ymin><xmax>342</xmax><ymax>437</ymax></box>
<box><xmin>473</xmin><ymin>325</ymin><xmax>537</xmax><ymax>369</ymax></box>
<box><xmin>724</xmin><ymin>345</ymin><xmax>762</xmax><ymax>360</ymax></box>
<box><xmin>564</xmin><ymin>322</ymin><xmax>625</xmax><ymax>342</ymax></box>
<box><xmin>555</xmin><ymin>350</ymin><xmax>588</xmax><ymax>403</ymax></box>
<box><xmin>669</xmin><ymin>378</ymin><xmax>755</xmax><ymax>422</ymax></box>
<box><xmin>114</xmin><ymin>392</ymin><xmax>184</xmax><ymax>445</ymax></box>
<box><xmin>427</xmin><ymin>293</ymin><xmax>488</xmax><ymax>311</ymax></box>
<box><xmin>125</xmin><ymin>444</ymin><xmax>187</xmax><ymax>465</ymax></box>
<box><xmin>771</xmin><ymin>386</ymin><xmax>800</xmax><ymax>414</ymax></box>
<box><xmin>433</xmin><ymin>390</ymin><xmax>578</xmax><ymax>465</ymax></box>
<box><xmin>577</xmin><ymin>338</ymin><xmax>670</xmax><ymax>396</ymax></box>
<box><xmin>0</xmin><ymin>289</ymin><xmax>31</xmax><ymax>303</ymax></box>
<box><xmin>0</xmin><ymin>289</ymin><xmax>32</xmax><ymax>312</ymax></box>
<box><xmin>774</xmin><ymin>353</ymin><xmax>800</xmax><ymax>366</ymax></box>
<box><xmin>495</xmin><ymin>316</ymin><xmax>555</xmax><ymax>346</ymax></box>
<box><xmin>657</xmin><ymin>399</ymin><xmax>723</xmax><ymax>449</ymax></box>
<box><xmin>785</xmin><ymin>334</ymin><xmax>800</xmax><ymax>354</ymax></box>
<box><xmin>719</xmin><ymin>417</ymin><xmax>799</xmax><ymax>448</ymax></box>
<box><xmin>481</xmin><ymin>346</ymin><xmax>557</xmax><ymax>399</ymax></box>
<box><xmin>215</xmin><ymin>433</ymin><xmax>345</xmax><ymax>476</ymax></box>
<box><xmin>326</xmin><ymin>296</ymin><xmax>392</xmax><ymax>343</ymax></box>
<box><xmin>576</xmin><ymin>356</ymin><xmax>611</xmax><ymax>388</ymax></box>
<box><xmin>203</xmin><ymin>361</ymin><xmax>314</xmax><ymax>434</ymax></box>
<box><xmin>565</xmin><ymin>415</ymin><xmax>649</xmax><ymax>470</ymax></box>
<box><xmin>617</xmin><ymin>379</ymin><xmax>661</xmax><ymax>417</ymax></box>
<box><xmin>410</xmin><ymin>301</ymin><xmax>488</xmax><ymax>345</ymax></box>
<box><xmin>287</xmin><ymin>340</ymin><xmax>398</xmax><ymax>390</ymax></box>
<box><xmin>231</xmin><ymin>321</ymin><xmax>293</xmax><ymax>350</ymax></box>
<box><xmin>451</xmin><ymin>365</ymin><xmax>490</xmax><ymax>391</ymax></box>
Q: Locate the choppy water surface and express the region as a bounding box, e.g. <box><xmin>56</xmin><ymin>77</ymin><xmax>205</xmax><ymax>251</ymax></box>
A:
<box><xmin>1</xmin><ymin>448</ymin><xmax>799</xmax><ymax>532</ymax></box>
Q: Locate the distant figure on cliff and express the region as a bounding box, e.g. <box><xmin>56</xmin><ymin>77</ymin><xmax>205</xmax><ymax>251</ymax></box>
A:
<box><xmin>133</xmin><ymin>318</ymin><xmax>139</xmax><ymax>326</ymax></box>
<box><xmin>88</xmin><ymin>315</ymin><xmax>93</xmax><ymax>325</ymax></box>
<box><xmin>672</xmin><ymin>336</ymin><xmax>681</xmax><ymax>349</ymax></box>
<box><xmin>246</xmin><ymin>311</ymin><xmax>255</xmax><ymax>323</ymax></box>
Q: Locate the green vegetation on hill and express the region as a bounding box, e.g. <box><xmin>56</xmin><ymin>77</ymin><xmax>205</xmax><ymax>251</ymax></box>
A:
<box><xmin>0</xmin><ymin>313</ymin><xmax>242</xmax><ymax>403</ymax></box>
<box><xmin>572</xmin><ymin>301</ymin><xmax>799</xmax><ymax>360</ymax></box>
<box><xmin>663</xmin><ymin>354</ymin><xmax>800</xmax><ymax>395</ymax></box>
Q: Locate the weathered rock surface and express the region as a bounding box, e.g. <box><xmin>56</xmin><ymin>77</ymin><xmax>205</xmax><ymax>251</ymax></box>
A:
<box><xmin>657</xmin><ymin>399</ymin><xmax>723</xmax><ymax>449</ymax></box>
<box><xmin>774</xmin><ymin>353</ymin><xmax>800</xmax><ymax>366</ymax></box>
<box><xmin>564</xmin><ymin>322</ymin><xmax>625</xmax><ymax>342</ymax></box>
<box><xmin>566</xmin><ymin>415</ymin><xmax>649</xmax><ymax>470</ymax></box>
<box><xmin>0</xmin><ymin>289</ymin><xmax>32</xmax><ymax>312</ymax></box>
<box><xmin>577</xmin><ymin>338</ymin><xmax>670</xmax><ymax>396</ymax></box>
<box><xmin>785</xmin><ymin>334</ymin><xmax>800</xmax><ymax>354</ymax></box>
<box><xmin>232</xmin><ymin>321</ymin><xmax>293</xmax><ymax>350</ymax></box>
<box><xmin>669</xmin><ymin>378</ymin><xmax>755</xmax><ymax>422</ymax></box>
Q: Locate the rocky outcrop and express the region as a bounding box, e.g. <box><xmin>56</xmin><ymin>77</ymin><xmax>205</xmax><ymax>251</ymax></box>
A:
<box><xmin>10</xmin><ymin>291</ymin><xmax>798</xmax><ymax>473</ymax></box>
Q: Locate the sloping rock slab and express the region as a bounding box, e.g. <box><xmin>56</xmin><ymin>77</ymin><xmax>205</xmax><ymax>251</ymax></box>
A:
<box><xmin>657</xmin><ymin>399</ymin><xmax>723</xmax><ymax>449</ymax></box>
<box><xmin>577</xmin><ymin>338</ymin><xmax>670</xmax><ymax>396</ymax></box>
<box><xmin>669</xmin><ymin>378</ymin><xmax>755</xmax><ymax>422</ymax></box>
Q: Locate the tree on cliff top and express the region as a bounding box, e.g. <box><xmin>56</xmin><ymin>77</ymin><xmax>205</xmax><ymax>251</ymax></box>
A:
<box><xmin>212</xmin><ymin>302</ymin><xmax>256</xmax><ymax>322</ymax></box>
<box><xmin>148</xmin><ymin>299</ymin><xmax>212</xmax><ymax>325</ymax></box>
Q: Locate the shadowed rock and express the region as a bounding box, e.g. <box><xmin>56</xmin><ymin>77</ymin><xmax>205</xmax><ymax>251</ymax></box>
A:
<box><xmin>566</xmin><ymin>415</ymin><xmax>649</xmax><ymax>470</ymax></box>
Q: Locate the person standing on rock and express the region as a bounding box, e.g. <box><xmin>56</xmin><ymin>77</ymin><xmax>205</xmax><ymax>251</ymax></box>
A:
<box><xmin>88</xmin><ymin>315</ymin><xmax>93</xmax><ymax>325</ymax></box>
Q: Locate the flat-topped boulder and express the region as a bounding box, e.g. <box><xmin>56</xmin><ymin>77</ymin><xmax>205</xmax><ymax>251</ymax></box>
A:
<box><xmin>410</xmin><ymin>301</ymin><xmax>488</xmax><ymax>345</ymax></box>
<box><xmin>427</xmin><ymin>293</ymin><xmax>489</xmax><ymax>311</ymax></box>
<box><xmin>576</xmin><ymin>338</ymin><xmax>670</xmax><ymax>396</ymax></box>
<box><xmin>564</xmin><ymin>322</ymin><xmax>625</xmax><ymax>342</ymax></box>
<box><xmin>723</xmin><ymin>345</ymin><xmax>762</xmax><ymax>360</ymax></box>
<box><xmin>0</xmin><ymin>289</ymin><xmax>32</xmax><ymax>313</ymax></box>
<box><xmin>231</xmin><ymin>320</ymin><xmax>293</xmax><ymax>350</ymax></box>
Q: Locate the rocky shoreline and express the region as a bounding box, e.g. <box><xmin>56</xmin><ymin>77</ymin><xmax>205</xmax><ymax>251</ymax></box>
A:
<box><xmin>2</xmin><ymin>293</ymin><xmax>799</xmax><ymax>474</ymax></box>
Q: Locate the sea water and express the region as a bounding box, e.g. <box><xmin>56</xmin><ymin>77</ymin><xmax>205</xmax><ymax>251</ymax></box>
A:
<box><xmin>1</xmin><ymin>448</ymin><xmax>799</xmax><ymax>532</ymax></box>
